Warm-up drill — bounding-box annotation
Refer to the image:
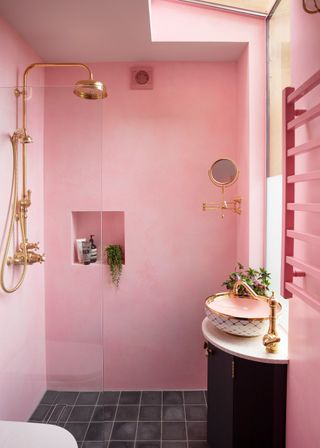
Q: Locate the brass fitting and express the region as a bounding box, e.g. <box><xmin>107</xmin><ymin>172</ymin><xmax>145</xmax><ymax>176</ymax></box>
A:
<box><xmin>27</xmin><ymin>251</ymin><xmax>45</xmax><ymax>264</ymax></box>
<box><xmin>263</xmin><ymin>292</ymin><xmax>281</xmax><ymax>353</ymax></box>
<box><xmin>7</xmin><ymin>245</ymin><xmax>45</xmax><ymax>266</ymax></box>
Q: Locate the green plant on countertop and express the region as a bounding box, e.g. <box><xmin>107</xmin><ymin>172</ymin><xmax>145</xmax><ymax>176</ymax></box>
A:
<box><xmin>104</xmin><ymin>244</ymin><xmax>123</xmax><ymax>287</ymax></box>
<box><xmin>223</xmin><ymin>262</ymin><xmax>271</xmax><ymax>297</ymax></box>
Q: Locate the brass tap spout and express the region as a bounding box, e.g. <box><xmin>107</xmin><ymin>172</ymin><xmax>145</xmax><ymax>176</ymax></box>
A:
<box><xmin>263</xmin><ymin>292</ymin><xmax>281</xmax><ymax>353</ymax></box>
<box><xmin>232</xmin><ymin>279</ymin><xmax>260</xmax><ymax>298</ymax></box>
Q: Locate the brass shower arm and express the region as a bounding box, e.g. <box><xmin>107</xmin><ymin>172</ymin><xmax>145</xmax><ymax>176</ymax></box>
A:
<box><xmin>23</xmin><ymin>62</ymin><xmax>93</xmax><ymax>87</ymax></box>
<box><xmin>19</xmin><ymin>62</ymin><xmax>94</xmax><ymax>131</ymax></box>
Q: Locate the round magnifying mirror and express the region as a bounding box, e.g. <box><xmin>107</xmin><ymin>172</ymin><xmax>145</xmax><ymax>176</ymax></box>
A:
<box><xmin>208</xmin><ymin>158</ymin><xmax>239</xmax><ymax>187</ymax></box>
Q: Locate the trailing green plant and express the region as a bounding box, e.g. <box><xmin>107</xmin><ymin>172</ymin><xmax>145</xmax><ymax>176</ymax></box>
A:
<box><xmin>104</xmin><ymin>245</ymin><xmax>123</xmax><ymax>287</ymax></box>
<box><xmin>222</xmin><ymin>262</ymin><xmax>271</xmax><ymax>297</ymax></box>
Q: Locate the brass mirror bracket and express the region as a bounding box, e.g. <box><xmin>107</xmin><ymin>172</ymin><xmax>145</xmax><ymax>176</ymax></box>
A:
<box><xmin>263</xmin><ymin>292</ymin><xmax>281</xmax><ymax>354</ymax></box>
<box><xmin>202</xmin><ymin>197</ymin><xmax>242</xmax><ymax>218</ymax></box>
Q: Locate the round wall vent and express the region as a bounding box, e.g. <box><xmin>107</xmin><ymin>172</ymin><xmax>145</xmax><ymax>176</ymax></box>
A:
<box><xmin>131</xmin><ymin>67</ymin><xmax>153</xmax><ymax>90</ymax></box>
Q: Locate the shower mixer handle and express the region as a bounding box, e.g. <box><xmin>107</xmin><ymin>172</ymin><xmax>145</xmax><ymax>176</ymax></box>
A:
<box><xmin>27</xmin><ymin>251</ymin><xmax>45</xmax><ymax>264</ymax></box>
<box><xmin>20</xmin><ymin>241</ymin><xmax>40</xmax><ymax>251</ymax></box>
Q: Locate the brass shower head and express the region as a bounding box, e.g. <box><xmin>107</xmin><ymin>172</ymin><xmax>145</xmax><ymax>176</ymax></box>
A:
<box><xmin>73</xmin><ymin>79</ymin><xmax>107</xmax><ymax>100</ymax></box>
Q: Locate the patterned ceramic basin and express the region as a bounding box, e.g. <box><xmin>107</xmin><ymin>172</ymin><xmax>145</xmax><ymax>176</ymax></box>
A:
<box><xmin>205</xmin><ymin>292</ymin><xmax>282</xmax><ymax>337</ymax></box>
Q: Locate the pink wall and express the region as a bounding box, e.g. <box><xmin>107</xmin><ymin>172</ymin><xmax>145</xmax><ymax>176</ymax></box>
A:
<box><xmin>286</xmin><ymin>3</ymin><xmax>320</xmax><ymax>447</ymax></box>
<box><xmin>0</xmin><ymin>17</ymin><xmax>46</xmax><ymax>420</ymax></box>
<box><xmin>150</xmin><ymin>0</ymin><xmax>266</xmax><ymax>267</ymax></box>
<box><xmin>44</xmin><ymin>61</ymin><xmax>239</xmax><ymax>389</ymax></box>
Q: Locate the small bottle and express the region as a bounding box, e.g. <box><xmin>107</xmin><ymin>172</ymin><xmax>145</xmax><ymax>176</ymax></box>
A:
<box><xmin>89</xmin><ymin>235</ymin><xmax>97</xmax><ymax>263</ymax></box>
<box><xmin>82</xmin><ymin>241</ymin><xmax>91</xmax><ymax>265</ymax></box>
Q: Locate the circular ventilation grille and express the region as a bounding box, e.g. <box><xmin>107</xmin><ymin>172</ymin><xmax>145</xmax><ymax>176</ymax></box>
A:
<box><xmin>135</xmin><ymin>70</ymin><xmax>150</xmax><ymax>85</ymax></box>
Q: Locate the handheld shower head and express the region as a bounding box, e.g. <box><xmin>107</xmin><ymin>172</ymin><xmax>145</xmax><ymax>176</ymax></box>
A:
<box><xmin>74</xmin><ymin>79</ymin><xmax>107</xmax><ymax>100</ymax></box>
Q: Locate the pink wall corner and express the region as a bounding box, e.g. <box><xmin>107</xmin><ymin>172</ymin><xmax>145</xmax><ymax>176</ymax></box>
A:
<box><xmin>149</xmin><ymin>0</ymin><xmax>266</xmax><ymax>268</ymax></box>
<box><xmin>236</xmin><ymin>47</ymin><xmax>249</xmax><ymax>266</ymax></box>
<box><xmin>0</xmin><ymin>16</ymin><xmax>46</xmax><ymax>420</ymax></box>
<box><xmin>286</xmin><ymin>3</ymin><xmax>320</xmax><ymax>447</ymax></box>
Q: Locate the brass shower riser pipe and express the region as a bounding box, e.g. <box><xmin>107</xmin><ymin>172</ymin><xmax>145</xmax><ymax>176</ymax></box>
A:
<box><xmin>16</xmin><ymin>62</ymin><xmax>94</xmax><ymax>229</ymax></box>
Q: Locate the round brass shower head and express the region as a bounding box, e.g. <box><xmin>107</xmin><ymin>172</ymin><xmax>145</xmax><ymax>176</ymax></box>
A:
<box><xmin>73</xmin><ymin>79</ymin><xmax>107</xmax><ymax>100</ymax></box>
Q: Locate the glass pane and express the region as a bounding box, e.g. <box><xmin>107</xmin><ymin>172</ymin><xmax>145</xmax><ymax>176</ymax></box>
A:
<box><xmin>43</xmin><ymin>86</ymin><xmax>104</xmax><ymax>393</ymax></box>
<box><xmin>0</xmin><ymin>84</ymin><xmax>104</xmax><ymax>421</ymax></box>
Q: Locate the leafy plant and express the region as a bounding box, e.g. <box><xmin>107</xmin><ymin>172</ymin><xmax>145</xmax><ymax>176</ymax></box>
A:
<box><xmin>104</xmin><ymin>245</ymin><xmax>123</xmax><ymax>287</ymax></box>
<box><xmin>223</xmin><ymin>262</ymin><xmax>271</xmax><ymax>297</ymax></box>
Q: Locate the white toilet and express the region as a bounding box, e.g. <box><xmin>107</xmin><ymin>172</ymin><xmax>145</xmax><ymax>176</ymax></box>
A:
<box><xmin>0</xmin><ymin>421</ymin><xmax>77</xmax><ymax>448</ymax></box>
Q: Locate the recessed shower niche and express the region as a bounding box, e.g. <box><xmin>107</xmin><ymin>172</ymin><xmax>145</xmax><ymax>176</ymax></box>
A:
<box><xmin>72</xmin><ymin>211</ymin><xmax>125</xmax><ymax>265</ymax></box>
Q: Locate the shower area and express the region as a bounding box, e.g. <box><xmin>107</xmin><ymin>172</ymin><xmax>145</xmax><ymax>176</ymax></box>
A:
<box><xmin>0</xmin><ymin>60</ymin><xmax>227</xmax><ymax>446</ymax></box>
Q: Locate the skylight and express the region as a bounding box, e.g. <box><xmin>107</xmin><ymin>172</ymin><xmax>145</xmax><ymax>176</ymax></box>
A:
<box><xmin>177</xmin><ymin>0</ymin><xmax>278</xmax><ymax>16</ymax></box>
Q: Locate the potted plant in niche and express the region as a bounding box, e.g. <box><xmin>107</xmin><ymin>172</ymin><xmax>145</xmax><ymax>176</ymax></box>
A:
<box><xmin>104</xmin><ymin>244</ymin><xmax>123</xmax><ymax>287</ymax></box>
<box><xmin>223</xmin><ymin>262</ymin><xmax>271</xmax><ymax>296</ymax></box>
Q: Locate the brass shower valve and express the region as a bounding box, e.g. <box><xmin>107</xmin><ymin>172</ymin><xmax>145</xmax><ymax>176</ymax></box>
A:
<box><xmin>7</xmin><ymin>246</ymin><xmax>45</xmax><ymax>266</ymax></box>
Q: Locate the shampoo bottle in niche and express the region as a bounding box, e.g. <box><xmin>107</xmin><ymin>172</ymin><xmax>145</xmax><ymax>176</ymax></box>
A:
<box><xmin>82</xmin><ymin>241</ymin><xmax>91</xmax><ymax>265</ymax></box>
<box><xmin>89</xmin><ymin>234</ymin><xmax>97</xmax><ymax>263</ymax></box>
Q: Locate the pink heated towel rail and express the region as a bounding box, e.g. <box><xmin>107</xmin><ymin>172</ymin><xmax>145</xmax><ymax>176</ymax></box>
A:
<box><xmin>281</xmin><ymin>69</ymin><xmax>320</xmax><ymax>302</ymax></box>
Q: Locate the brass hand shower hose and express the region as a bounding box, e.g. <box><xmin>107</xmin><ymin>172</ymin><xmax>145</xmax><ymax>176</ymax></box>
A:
<box><xmin>0</xmin><ymin>134</ymin><xmax>28</xmax><ymax>293</ymax></box>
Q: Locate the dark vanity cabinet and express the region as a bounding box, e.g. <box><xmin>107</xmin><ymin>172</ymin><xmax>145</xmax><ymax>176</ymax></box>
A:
<box><xmin>206</xmin><ymin>343</ymin><xmax>287</xmax><ymax>448</ymax></box>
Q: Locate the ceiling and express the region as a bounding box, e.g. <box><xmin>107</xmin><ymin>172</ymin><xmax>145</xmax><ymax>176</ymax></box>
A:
<box><xmin>0</xmin><ymin>0</ymin><xmax>246</xmax><ymax>62</ymax></box>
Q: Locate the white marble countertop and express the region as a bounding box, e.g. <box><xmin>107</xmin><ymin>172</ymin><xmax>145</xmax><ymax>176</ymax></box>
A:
<box><xmin>202</xmin><ymin>317</ymin><xmax>289</xmax><ymax>364</ymax></box>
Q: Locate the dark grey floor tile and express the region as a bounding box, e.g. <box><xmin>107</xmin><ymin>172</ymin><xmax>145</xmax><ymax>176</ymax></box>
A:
<box><xmin>29</xmin><ymin>404</ymin><xmax>52</xmax><ymax>422</ymax></box>
<box><xmin>139</xmin><ymin>406</ymin><xmax>161</xmax><ymax>421</ymax></box>
<box><xmin>56</xmin><ymin>391</ymin><xmax>79</xmax><ymax>405</ymax></box>
<box><xmin>189</xmin><ymin>442</ymin><xmax>209</xmax><ymax>448</ymax></box>
<box><xmin>187</xmin><ymin>422</ymin><xmax>207</xmax><ymax>441</ymax></box>
<box><xmin>183</xmin><ymin>391</ymin><xmax>206</xmax><ymax>405</ymax></box>
<box><xmin>116</xmin><ymin>405</ymin><xmax>139</xmax><ymax>421</ymax></box>
<box><xmin>85</xmin><ymin>422</ymin><xmax>112</xmax><ymax>441</ymax></box>
<box><xmin>119</xmin><ymin>391</ymin><xmax>141</xmax><ymax>405</ymax></box>
<box><xmin>98</xmin><ymin>391</ymin><xmax>120</xmax><ymax>405</ymax></box>
<box><xmin>92</xmin><ymin>405</ymin><xmax>116</xmax><ymax>421</ymax></box>
<box><xmin>163</xmin><ymin>406</ymin><xmax>184</xmax><ymax>421</ymax></box>
<box><xmin>65</xmin><ymin>422</ymin><xmax>89</xmax><ymax>441</ymax></box>
<box><xmin>40</xmin><ymin>390</ymin><xmax>59</xmax><ymax>405</ymax></box>
<box><xmin>59</xmin><ymin>405</ymin><xmax>73</xmax><ymax>423</ymax></box>
<box><xmin>109</xmin><ymin>443</ymin><xmax>134</xmax><ymax>448</ymax></box>
<box><xmin>162</xmin><ymin>443</ymin><xmax>187</xmax><ymax>448</ymax></box>
<box><xmin>82</xmin><ymin>443</ymin><xmax>106</xmax><ymax>448</ymax></box>
<box><xmin>163</xmin><ymin>391</ymin><xmax>183</xmax><ymax>405</ymax></box>
<box><xmin>48</xmin><ymin>404</ymin><xmax>65</xmax><ymax>423</ymax></box>
<box><xmin>111</xmin><ymin>422</ymin><xmax>137</xmax><ymax>440</ymax></box>
<box><xmin>185</xmin><ymin>405</ymin><xmax>207</xmax><ymax>421</ymax></box>
<box><xmin>141</xmin><ymin>391</ymin><xmax>162</xmax><ymax>405</ymax></box>
<box><xmin>68</xmin><ymin>405</ymin><xmax>95</xmax><ymax>422</ymax></box>
<box><xmin>76</xmin><ymin>392</ymin><xmax>99</xmax><ymax>405</ymax></box>
<box><xmin>162</xmin><ymin>422</ymin><xmax>186</xmax><ymax>441</ymax></box>
<box><xmin>136</xmin><ymin>442</ymin><xmax>160</xmax><ymax>448</ymax></box>
<box><xmin>137</xmin><ymin>422</ymin><xmax>161</xmax><ymax>441</ymax></box>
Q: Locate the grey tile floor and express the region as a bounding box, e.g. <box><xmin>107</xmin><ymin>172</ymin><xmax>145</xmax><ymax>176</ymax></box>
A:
<box><xmin>29</xmin><ymin>390</ymin><xmax>208</xmax><ymax>448</ymax></box>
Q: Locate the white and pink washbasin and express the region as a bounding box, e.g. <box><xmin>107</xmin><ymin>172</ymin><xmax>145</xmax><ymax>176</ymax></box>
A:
<box><xmin>205</xmin><ymin>292</ymin><xmax>282</xmax><ymax>337</ymax></box>
<box><xmin>0</xmin><ymin>421</ymin><xmax>77</xmax><ymax>448</ymax></box>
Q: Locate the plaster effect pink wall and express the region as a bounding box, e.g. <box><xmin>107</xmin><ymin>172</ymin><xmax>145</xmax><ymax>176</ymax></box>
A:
<box><xmin>150</xmin><ymin>0</ymin><xmax>266</xmax><ymax>267</ymax></box>
<box><xmin>0</xmin><ymin>17</ymin><xmax>46</xmax><ymax>420</ymax></box>
<box><xmin>44</xmin><ymin>61</ymin><xmax>238</xmax><ymax>389</ymax></box>
<box><xmin>286</xmin><ymin>3</ymin><xmax>320</xmax><ymax>447</ymax></box>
